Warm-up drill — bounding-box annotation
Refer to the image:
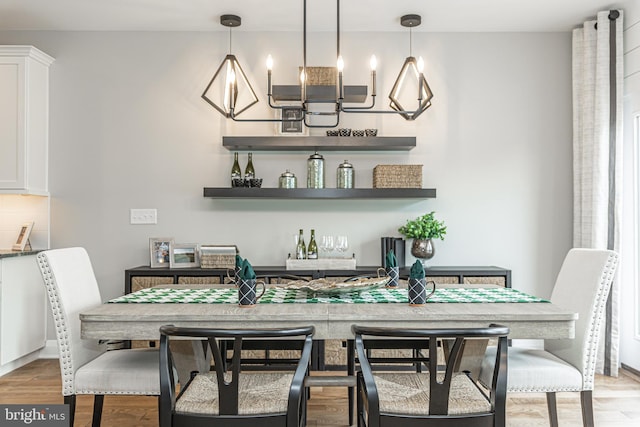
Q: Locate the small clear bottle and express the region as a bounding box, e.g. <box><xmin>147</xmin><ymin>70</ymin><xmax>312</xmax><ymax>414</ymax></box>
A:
<box><xmin>296</xmin><ymin>229</ymin><xmax>307</xmax><ymax>259</ymax></box>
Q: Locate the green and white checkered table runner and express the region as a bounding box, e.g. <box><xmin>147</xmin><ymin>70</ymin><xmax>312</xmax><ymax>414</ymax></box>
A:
<box><xmin>109</xmin><ymin>287</ymin><xmax>548</xmax><ymax>304</ymax></box>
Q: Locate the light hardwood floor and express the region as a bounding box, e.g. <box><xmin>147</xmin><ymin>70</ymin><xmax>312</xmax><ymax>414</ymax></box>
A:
<box><xmin>1</xmin><ymin>359</ymin><xmax>639</xmax><ymax>426</ymax></box>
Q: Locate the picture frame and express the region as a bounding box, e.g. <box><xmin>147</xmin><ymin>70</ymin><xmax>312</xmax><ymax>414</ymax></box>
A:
<box><xmin>149</xmin><ymin>237</ymin><xmax>174</xmax><ymax>268</ymax></box>
<box><xmin>169</xmin><ymin>243</ymin><xmax>200</xmax><ymax>269</ymax></box>
<box><xmin>12</xmin><ymin>221</ymin><xmax>34</xmax><ymax>251</ymax></box>
<box><xmin>276</xmin><ymin>106</ymin><xmax>307</xmax><ymax>135</ymax></box>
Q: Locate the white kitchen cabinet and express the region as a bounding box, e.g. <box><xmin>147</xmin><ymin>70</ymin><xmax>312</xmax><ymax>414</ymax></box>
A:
<box><xmin>0</xmin><ymin>254</ymin><xmax>46</xmax><ymax>368</ymax></box>
<box><xmin>0</xmin><ymin>46</ymin><xmax>54</xmax><ymax>195</ymax></box>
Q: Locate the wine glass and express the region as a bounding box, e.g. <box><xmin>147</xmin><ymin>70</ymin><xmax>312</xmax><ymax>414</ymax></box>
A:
<box><xmin>335</xmin><ymin>235</ymin><xmax>349</xmax><ymax>257</ymax></box>
<box><xmin>319</xmin><ymin>235</ymin><xmax>334</xmax><ymax>258</ymax></box>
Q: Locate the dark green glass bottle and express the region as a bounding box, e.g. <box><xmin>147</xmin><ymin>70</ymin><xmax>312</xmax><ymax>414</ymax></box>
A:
<box><xmin>245</xmin><ymin>153</ymin><xmax>255</xmax><ymax>179</ymax></box>
<box><xmin>231</xmin><ymin>153</ymin><xmax>241</xmax><ymax>182</ymax></box>
<box><xmin>307</xmin><ymin>229</ymin><xmax>318</xmax><ymax>259</ymax></box>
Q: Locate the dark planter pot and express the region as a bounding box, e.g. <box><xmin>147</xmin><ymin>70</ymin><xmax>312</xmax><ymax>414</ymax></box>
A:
<box><xmin>411</xmin><ymin>238</ymin><xmax>435</xmax><ymax>260</ymax></box>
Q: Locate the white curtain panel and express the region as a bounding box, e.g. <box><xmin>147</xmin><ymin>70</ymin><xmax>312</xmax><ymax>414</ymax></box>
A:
<box><xmin>572</xmin><ymin>10</ymin><xmax>623</xmax><ymax>376</ymax></box>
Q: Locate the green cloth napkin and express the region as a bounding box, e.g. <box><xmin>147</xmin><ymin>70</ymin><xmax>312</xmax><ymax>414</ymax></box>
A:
<box><xmin>235</xmin><ymin>255</ymin><xmax>244</xmax><ymax>270</ymax></box>
<box><xmin>386</xmin><ymin>249</ymin><xmax>397</xmax><ymax>268</ymax></box>
<box><xmin>239</xmin><ymin>258</ymin><xmax>256</xmax><ymax>280</ymax></box>
<box><xmin>410</xmin><ymin>260</ymin><xmax>425</xmax><ymax>279</ymax></box>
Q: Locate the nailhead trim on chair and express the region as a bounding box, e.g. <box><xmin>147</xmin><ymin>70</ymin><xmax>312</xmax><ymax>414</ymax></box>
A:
<box><xmin>37</xmin><ymin>253</ymin><xmax>76</xmax><ymax>396</ymax></box>
<box><xmin>581</xmin><ymin>252</ymin><xmax>618</xmax><ymax>390</ymax></box>
<box><xmin>509</xmin><ymin>386</ymin><xmax>582</xmax><ymax>393</ymax></box>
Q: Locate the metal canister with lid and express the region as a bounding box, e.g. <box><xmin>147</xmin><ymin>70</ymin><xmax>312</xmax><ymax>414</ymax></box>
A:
<box><xmin>337</xmin><ymin>160</ymin><xmax>354</xmax><ymax>189</ymax></box>
<box><xmin>279</xmin><ymin>170</ymin><xmax>297</xmax><ymax>189</ymax></box>
<box><xmin>307</xmin><ymin>152</ymin><xmax>325</xmax><ymax>189</ymax></box>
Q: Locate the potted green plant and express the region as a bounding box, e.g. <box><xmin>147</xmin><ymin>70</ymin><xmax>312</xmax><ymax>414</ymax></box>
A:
<box><xmin>398</xmin><ymin>212</ymin><xmax>447</xmax><ymax>262</ymax></box>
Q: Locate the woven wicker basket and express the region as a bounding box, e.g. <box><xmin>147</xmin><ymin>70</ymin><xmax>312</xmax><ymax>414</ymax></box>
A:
<box><xmin>200</xmin><ymin>255</ymin><xmax>235</xmax><ymax>269</ymax></box>
<box><xmin>373</xmin><ymin>165</ymin><xmax>422</xmax><ymax>188</ymax></box>
<box><xmin>200</xmin><ymin>245</ymin><xmax>237</xmax><ymax>269</ymax></box>
<box><xmin>298</xmin><ymin>66</ymin><xmax>336</xmax><ymax>85</ymax></box>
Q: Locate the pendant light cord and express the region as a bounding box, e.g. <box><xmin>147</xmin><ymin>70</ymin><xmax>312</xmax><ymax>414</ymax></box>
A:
<box><xmin>409</xmin><ymin>26</ymin><xmax>413</xmax><ymax>57</ymax></box>
<box><xmin>337</xmin><ymin>0</ymin><xmax>340</xmax><ymax>58</ymax></box>
<box><xmin>303</xmin><ymin>0</ymin><xmax>306</xmax><ymax>70</ymax></box>
<box><xmin>229</xmin><ymin>26</ymin><xmax>232</xmax><ymax>54</ymax></box>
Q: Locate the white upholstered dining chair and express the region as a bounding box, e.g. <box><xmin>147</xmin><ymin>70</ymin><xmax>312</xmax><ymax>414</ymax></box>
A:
<box><xmin>37</xmin><ymin>247</ymin><xmax>161</xmax><ymax>427</ymax></box>
<box><xmin>479</xmin><ymin>248</ymin><xmax>619</xmax><ymax>427</ymax></box>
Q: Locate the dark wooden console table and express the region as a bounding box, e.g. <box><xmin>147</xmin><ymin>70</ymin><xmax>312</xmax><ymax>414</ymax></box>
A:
<box><xmin>125</xmin><ymin>265</ymin><xmax>511</xmax><ymax>294</ymax></box>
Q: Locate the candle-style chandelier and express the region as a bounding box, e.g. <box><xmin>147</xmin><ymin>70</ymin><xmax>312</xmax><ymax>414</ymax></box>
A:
<box><xmin>202</xmin><ymin>0</ymin><xmax>433</xmax><ymax>128</ymax></box>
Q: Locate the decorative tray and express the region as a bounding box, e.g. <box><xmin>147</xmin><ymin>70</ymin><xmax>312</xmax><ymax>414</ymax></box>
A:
<box><xmin>277</xmin><ymin>275</ymin><xmax>391</xmax><ymax>296</ymax></box>
<box><xmin>285</xmin><ymin>258</ymin><xmax>357</xmax><ymax>270</ymax></box>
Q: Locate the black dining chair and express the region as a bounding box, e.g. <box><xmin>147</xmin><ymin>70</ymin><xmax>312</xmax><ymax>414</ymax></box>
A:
<box><xmin>158</xmin><ymin>325</ymin><xmax>314</xmax><ymax>427</ymax></box>
<box><xmin>238</xmin><ymin>275</ymin><xmax>314</xmax><ymax>368</ymax></box>
<box><xmin>352</xmin><ymin>324</ymin><xmax>509</xmax><ymax>427</ymax></box>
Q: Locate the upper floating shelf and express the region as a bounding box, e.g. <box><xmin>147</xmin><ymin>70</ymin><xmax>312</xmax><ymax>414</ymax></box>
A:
<box><xmin>272</xmin><ymin>85</ymin><xmax>367</xmax><ymax>103</ymax></box>
<box><xmin>222</xmin><ymin>136</ymin><xmax>416</xmax><ymax>151</ymax></box>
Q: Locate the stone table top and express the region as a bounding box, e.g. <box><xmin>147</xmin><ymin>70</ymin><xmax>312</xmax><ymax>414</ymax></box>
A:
<box><xmin>81</xmin><ymin>286</ymin><xmax>577</xmax><ymax>341</ymax></box>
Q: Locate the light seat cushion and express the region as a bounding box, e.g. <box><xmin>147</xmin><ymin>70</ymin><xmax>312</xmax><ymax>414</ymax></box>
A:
<box><xmin>74</xmin><ymin>348</ymin><xmax>160</xmax><ymax>395</ymax></box>
<box><xmin>372</xmin><ymin>372</ymin><xmax>491</xmax><ymax>415</ymax></box>
<box><xmin>176</xmin><ymin>372</ymin><xmax>294</xmax><ymax>415</ymax></box>
<box><xmin>480</xmin><ymin>346</ymin><xmax>583</xmax><ymax>393</ymax></box>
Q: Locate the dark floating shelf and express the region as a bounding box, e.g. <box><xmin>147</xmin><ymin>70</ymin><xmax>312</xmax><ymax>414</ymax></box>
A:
<box><xmin>203</xmin><ymin>188</ymin><xmax>436</xmax><ymax>199</ymax></box>
<box><xmin>222</xmin><ymin>136</ymin><xmax>416</xmax><ymax>151</ymax></box>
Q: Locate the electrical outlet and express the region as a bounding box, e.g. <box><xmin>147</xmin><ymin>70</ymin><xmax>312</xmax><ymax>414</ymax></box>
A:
<box><xmin>130</xmin><ymin>209</ymin><xmax>157</xmax><ymax>225</ymax></box>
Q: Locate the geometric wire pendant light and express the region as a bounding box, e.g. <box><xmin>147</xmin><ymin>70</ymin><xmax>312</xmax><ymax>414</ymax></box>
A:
<box><xmin>388</xmin><ymin>14</ymin><xmax>433</xmax><ymax>120</ymax></box>
<box><xmin>201</xmin><ymin>15</ymin><xmax>258</xmax><ymax>117</ymax></box>
<box><xmin>389</xmin><ymin>56</ymin><xmax>433</xmax><ymax>120</ymax></box>
<box><xmin>202</xmin><ymin>3</ymin><xmax>433</xmax><ymax>127</ymax></box>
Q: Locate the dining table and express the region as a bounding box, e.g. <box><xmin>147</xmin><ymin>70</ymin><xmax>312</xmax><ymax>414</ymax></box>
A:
<box><xmin>80</xmin><ymin>283</ymin><xmax>577</xmax><ymax>341</ymax></box>
<box><xmin>80</xmin><ymin>282</ymin><xmax>577</xmax><ymax>425</ymax></box>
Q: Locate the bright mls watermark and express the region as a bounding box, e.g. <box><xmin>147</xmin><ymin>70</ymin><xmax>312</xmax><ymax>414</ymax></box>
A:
<box><xmin>0</xmin><ymin>405</ymin><xmax>69</xmax><ymax>426</ymax></box>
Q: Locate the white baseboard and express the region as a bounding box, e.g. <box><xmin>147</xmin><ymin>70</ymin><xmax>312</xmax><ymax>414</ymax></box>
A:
<box><xmin>38</xmin><ymin>339</ymin><xmax>59</xmax><ymax>359</ymax></box>
<box><xmin>0</xmin><ymin>341</ymin><xmax>58</xmax><ymax>377</ymax></box>
<box><xmin>0</xmin><ymin>350</ymin><xmax>42</xmax><ymax>377</ymax></box>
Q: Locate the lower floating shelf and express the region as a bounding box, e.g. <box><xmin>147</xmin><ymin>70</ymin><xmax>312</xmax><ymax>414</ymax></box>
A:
<box><xmin>203</xmin><ymin>188</ymin><xmax>436</xmax><ymax>199</ymax></box>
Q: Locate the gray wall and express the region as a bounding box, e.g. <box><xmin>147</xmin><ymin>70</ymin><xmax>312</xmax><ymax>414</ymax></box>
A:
<box><xmin>0</xmin><ymin>31</ymin><xmax>572</xmax><ymax>308</ymax></box>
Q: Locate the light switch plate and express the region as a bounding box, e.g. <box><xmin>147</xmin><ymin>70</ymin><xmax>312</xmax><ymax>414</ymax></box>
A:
<box><xmin>130</xmin><ymin>209</ymin><xmax>157</xmax><ymax>225</ymax></box>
